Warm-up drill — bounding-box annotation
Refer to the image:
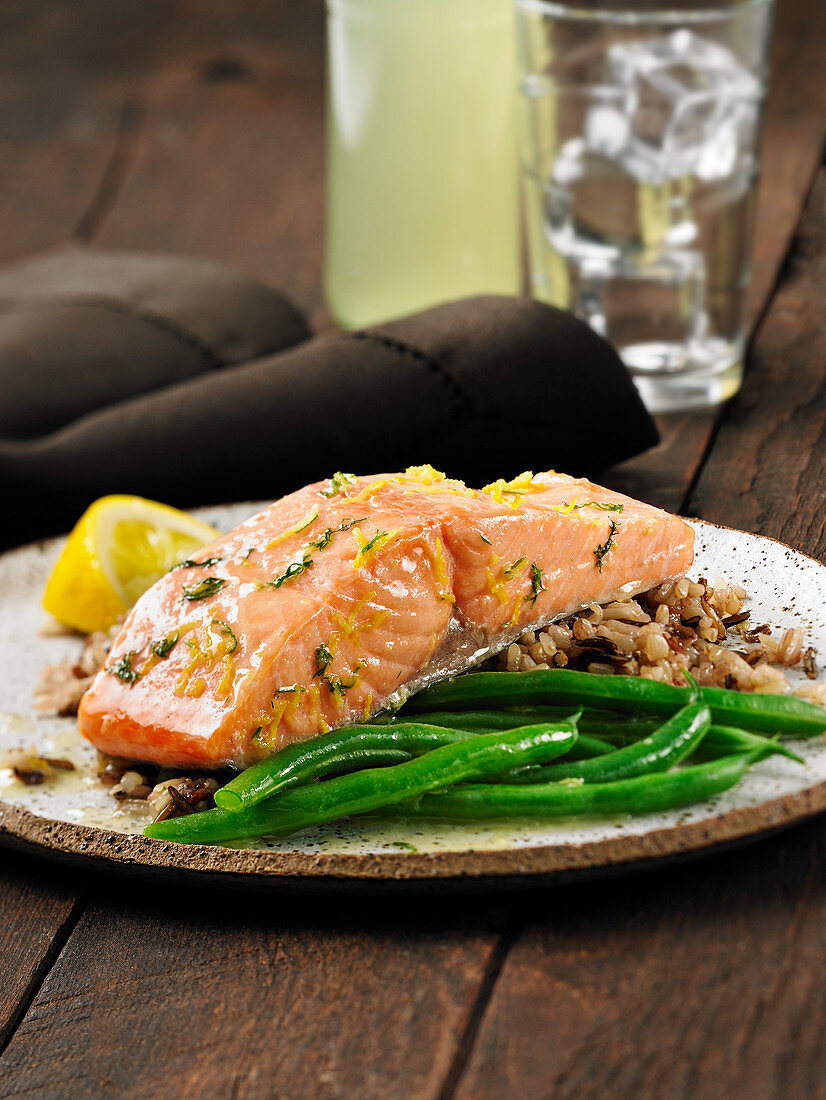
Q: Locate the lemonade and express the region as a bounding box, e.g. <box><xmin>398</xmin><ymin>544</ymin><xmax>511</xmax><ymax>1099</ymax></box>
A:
<box><xmin>325</xmin><ymin>0</ymin><xmax>520</xmax><ymax>329</ymax></box>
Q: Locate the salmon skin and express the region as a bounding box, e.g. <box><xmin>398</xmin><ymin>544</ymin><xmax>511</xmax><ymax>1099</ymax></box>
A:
<box><xmin>78</xmin><ymin>467</ymin><xmax>694</xmax><ymax>768</ymax></box>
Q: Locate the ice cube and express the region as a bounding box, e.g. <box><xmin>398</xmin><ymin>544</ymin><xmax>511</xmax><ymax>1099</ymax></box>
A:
<box><xmin>608</xmin><ymin>29</ymin><xmax>761</xmax><ymax>183</ymax></box>
<box><xmin>546</xmin><ymin>139</ymin><xmax>659</xmax><ymax>260</ymax></box>
<box><xmin>680</xmin><ymin>100</ymin><xmax>757</xmax><ymax>181</ymax></box>
<box><xmin>620</xmin><ymin>138</ymin><xmax>669</xmax><ymax>185</ymax></box>
<box><xmin>551</xmin><ymin>137</ymin><xmax>588</xmax><ymax>187</ymax></box>
<box><xmin>584</xmin><ymin>104</ymin><xmax>630</xmax><ymax>158</ymax></box>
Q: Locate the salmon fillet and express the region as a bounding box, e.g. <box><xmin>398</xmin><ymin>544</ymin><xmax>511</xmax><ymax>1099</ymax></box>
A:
<box><xmin>78</xmin><ymin>467</ymin><xmax>694</xmax><ymax>768</ymax></box>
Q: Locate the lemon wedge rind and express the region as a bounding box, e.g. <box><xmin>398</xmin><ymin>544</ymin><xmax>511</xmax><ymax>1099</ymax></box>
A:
<box><xmin>42</xmin><ymin>495</ymin><xmax>221</xmax><ymax>634</ymax></box>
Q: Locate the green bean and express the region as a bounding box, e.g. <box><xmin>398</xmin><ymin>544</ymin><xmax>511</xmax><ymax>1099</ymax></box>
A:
<box><xmin>443</xmin><ymin>722</ymin><xmax>797</xmax><ymax>768</ymax></box>
<box><xmin>500</xmin><ymin>702</ymin><xmax>710</xmax><ymax>784</ymax></box>
<box><xmin>405</xmin><ymin>668</ymin><xmax>826</xmax><ymax>737</ymax></box>
<box><xmin>146</xmin><ymin>718</ymin><xmax>579</xmax><ymax>844</ymax></box>
<box><xmin>388</xmin><ymin>707</ymin><xmax>651</xmax><ymax>738</ymax></box>
<box><xmin>216</xmin><ymin>716</ymin><xmax>618</xmax><ymax>814</ymax></box>
<box><xmin>530</xmin><ymin>719</ymin><xmax>800</xmax><ymax>764</ymax></box>
<box><xmin>218</xmin><ymin>710</ymin><xmax>801</xmax><ymax>816</ymax></box>
<box><xmin>214</xmin><ymin>722</ymin><xmax>486</xmax><ymax>811</ymax></box>
<box><xmin>385</xmin><ymin>708</ymin><xmax>573</xmax><ymax>730</ymax></box>
<box><xmin>544</xmin><ymin>734</ymin><xmax>615</xmax><ymax>761</ymax></box>
<box><xmin>379</xmin><ymin>749</ymin><xmax>767</xmax><ymax>823</ymax></box>
<box><xmin>693</xmin><ymin>724</ymin><xmax>805</xmax><ymax>764</ymax></box>
<box><xmin>447</xmin><ymin>732</ymin><xmax>615</xmax><ymax>761</ymax></box>
<box><xmin>396</xmin><ymin>708</ymin><xmax>804</xmax><ymax>765</ymax></box>
<box><xmin>456</xmin><ymin>733</ymin><xmax>614</xmax><ymax>762</ymax></box>
<box><xmin>571</xmin><ymin>721</ymin><xmax>801</xmax><ymax>764</ymax></box>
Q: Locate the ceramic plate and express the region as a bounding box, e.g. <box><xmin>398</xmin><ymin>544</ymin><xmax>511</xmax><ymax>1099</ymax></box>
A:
<box><xmin>2</xmin><ymin>506</ymin><xmax>826</xmax><ymax>891</ymax></box>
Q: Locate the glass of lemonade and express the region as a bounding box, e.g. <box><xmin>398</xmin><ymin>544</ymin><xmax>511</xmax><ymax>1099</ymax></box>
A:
<box><xmin>516</xmin><ymin>0</ymin><xmax>774</xmax><ymax>412</ymax></box>
<box><xmin>325</xmin><ymin>0</ymin><xmax>521</xmax><ymax>329</ymax></box>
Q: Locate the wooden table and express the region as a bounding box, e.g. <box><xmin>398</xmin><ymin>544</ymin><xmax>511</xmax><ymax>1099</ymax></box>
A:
<box><xmin>1</xmin><ymin>2</ymin><xmax>825</xmax><ymax>1096</ymax></box>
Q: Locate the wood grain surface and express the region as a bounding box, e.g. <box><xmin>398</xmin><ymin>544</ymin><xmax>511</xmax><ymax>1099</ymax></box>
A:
<box><xmin>0</xmin><ymin>855</ymin><xmax>82</xmax><ymax>1058</ymax></box>
<box><xmin>689</xmin><ymin>171</ymin><xmax>826</xmax><ymax>548</ymax></box>
<box><xmin>0</xmin><ymin>0</ymin><xmax>824</xmax><ymax>1096</ymax></box>
<box><xmin>454</xmin><ymin>817</ymin><xmax>826</xmax><ymax>1100</ymax></box>
<box><xmin>0</xmin><ymin>887</ymin><xmax>505</xmax><ymax>1100</ymax></box>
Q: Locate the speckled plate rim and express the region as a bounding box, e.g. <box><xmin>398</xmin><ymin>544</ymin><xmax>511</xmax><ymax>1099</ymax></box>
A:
<box><xmin>2</xmin><ymin>516</ymin><xmax>826</xmax><ymax>891</ymax></box>
<box><xmin>2</xmin><ymin>774</ymin><xmax>826</xmax><ymax>888</ymax></box>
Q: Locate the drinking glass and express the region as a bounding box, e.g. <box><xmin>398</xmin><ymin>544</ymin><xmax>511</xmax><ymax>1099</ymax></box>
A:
<box><xmin>325</xmin><ymin>0</ymin><xmax>521</xmax><ymax>329</ymax></box>
<box><xmin>516</xmin><ymin>0</ymin><xmax>774</xmax><ymax>411</ymax></box>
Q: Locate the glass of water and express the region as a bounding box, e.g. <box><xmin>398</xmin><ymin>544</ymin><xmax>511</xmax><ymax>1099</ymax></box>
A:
<box><xmin>516</xmin><ymin>0</ymin><xmax>774</xmax><ymax>412</ymax></box>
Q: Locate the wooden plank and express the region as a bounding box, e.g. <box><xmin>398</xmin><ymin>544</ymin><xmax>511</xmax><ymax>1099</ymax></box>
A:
<box><xmin>0</xmin><ymin>2</ymin><xmax>127</xmax><ymax>262</ymax></box>
<box><xmin>92</xmin><ymin>0</ymin><xmax>327</xmax><ymax>325</ymax></box>
<box><xmin>0</xmin><ymin>853</ymin><xmax>82</xmax><ymax>1056</ymax></box>
<box><xmin>601</xmin><ymin>411</ymin><xmax>716</xmax><ymax>513</ymax></box>
<box><xmin>450</xmin><ymin>165</ymin><xmax>826</xmax><ymax>1100</ymax></box>
<box><xmin>747</xmin><ymin>0</ymin><xmax>826</xmax><ymax>320</ymax></box>
<box><xmin>0</xmin><ymin>886</ymin><xmax>503</xmax><ymax>1100</ymax></box>
<box><xmin>453</xmin><ymin>817</ymin><xmax>826</xmax><ymax>1100</ymax></box>
<box><xmin>687</xmin><ymin>169</ymin><xmax>826</xmax><ymax>546</ymax></box>
<box><xmin>0</xmin><ymin>1</ymin><xmax>327</xmax><ymax>318</ymax></box>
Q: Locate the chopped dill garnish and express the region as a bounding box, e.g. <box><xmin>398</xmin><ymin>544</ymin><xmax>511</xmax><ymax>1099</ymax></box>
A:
<box><xmin>182</xmin><ymin>576</ymin><xmax>226</xmax><ymax>601</ymax></box>
<box><xmin>106</xmin><ymin>652</ymin><xmax>139</xmax><ymax>685</ymax></box>
<box><xmin>524</xmin><ymin>562</ymin><xmax>546</xmax><ymax>606</ymax></box>
<box><xmin>352</xmin><ymin>527</ymin><xmax>397</xmax><ymax>569</ymax></box>
<box><xmin>360</xmin><ymin>530</ymin><xmax>389</xmax><ymax>557</ymax></box>
<box><xmin>560</xmin><ymin>501</ymin><xmax>624</xmax><ymax>513</ymax></box>
<box><xmin>240</xmin><ymin>547</ymin><xmax>256</xmax><ymax>561</ymax></box>
<box><xmin>259</xmin><ymin>556</ymin><xmax>313</xmax><ymax>590</ymax></box>
<box><xmin>150</xmin><ymin>632</ymin><xmax>179</xmax><ymax>659</ymax></box>
<box><xmin>273</xmin><ymin>684</ymin><xmax>307</xmax><ymax>695</ymax></box>
<box><xmin>389</xmin><ymin>841</ymin><xmax>418</xmax><ymax>851</ymax></box>
<box><xmin>309</xmin><ymin>529</ymin><xmax>332</xmax><ymax>549</ymax></box>
<box><xmin>170</xmin><ymin>555</ymin><xmax>224</xmax><ymax>571</ymax></box>
<box><xmin>315</xmin><ymin>659</ymin><xmax>363</xmax><ymax>700</ymax></box>
<box><xmin>326</xmin><ymin>672</ymin><xmax>360</xmax><ymax>701</ymax></box>
<box><xmin>213</xmin><ymin>619</ymin><xmax>238</xmax><ymax>652</ymax></box>
<box><xmin>308</xmin><ymin>517</ymin><xmax>365</xmax><ymax>551</ymax></box>
<box><xmin>314</xmin><ymin>643</ymin><xmax>334</xmax><ymax>679</ymax></box>
<box><xmin>594</xmin><ymin>520</ymin><xmax>618</xmax><ymax>573</ymax></box>
<box><xmin>480</xmin><ymin>534</ymin><xmax>492</xmax><ymax>545</ymax></box>
<box><xmin>320</xmin><ymin>471</ymin><xmax>358</xmax><ymax>498</ymax></box>
<box><xmin>261</xmin><ymin>520</ymin><xmax>364</xmax><ymax>590</ymax></box>
<box><xmin>503</xmin><ymin>556</ymin><xmax>527</xmax><ymax>579</ymax></box>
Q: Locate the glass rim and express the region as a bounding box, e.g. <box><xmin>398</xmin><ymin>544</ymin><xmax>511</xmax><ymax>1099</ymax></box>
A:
<box><xmin>515</xmin><ymin>0</ymin><xmax>772</xmax><ymax>25</ymax></box>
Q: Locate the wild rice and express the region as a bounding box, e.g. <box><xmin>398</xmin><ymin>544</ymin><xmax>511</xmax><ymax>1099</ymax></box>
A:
<box><xmin>499</xmin><ymin>575</ymin><xmax>826</xmax><ymax>706</ymax></box>
<box><xmin>0</xmin><ymin>746</ymin><xmax>75</xmax><ymax>785</ymax></box>
<box><xmin>33</xmin><ymin>628</ymin><xmax>115</xmax><ymax>716</ymax></box>
<box><xmin>147</xmin><ymin>776</ymin><xmax>220</xmax><ymax>822</ymax></box>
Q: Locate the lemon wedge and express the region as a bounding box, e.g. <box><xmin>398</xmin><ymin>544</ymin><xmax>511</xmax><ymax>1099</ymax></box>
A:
<box><xmin>43</xmin><ymin>495</ymin><xmax>221</xmax><ymax>633</ymax></box>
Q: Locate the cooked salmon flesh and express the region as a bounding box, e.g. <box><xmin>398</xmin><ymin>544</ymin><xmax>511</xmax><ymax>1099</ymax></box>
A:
<box><xmin>78</xmin><ymin>468</ymin><xmax>695</xmax><ymax>768</ymax></box>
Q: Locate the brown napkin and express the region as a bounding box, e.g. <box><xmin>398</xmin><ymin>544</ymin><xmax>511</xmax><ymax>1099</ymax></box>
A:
<box><xmin>0</xmin><ymin>245</ymin><xmax>310</xmax><ymax>441</ymax></box>
<box><xmin>0</xmin><ymin>250</ymin><xmax>657</xmax><ymax>546</ymax></box>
